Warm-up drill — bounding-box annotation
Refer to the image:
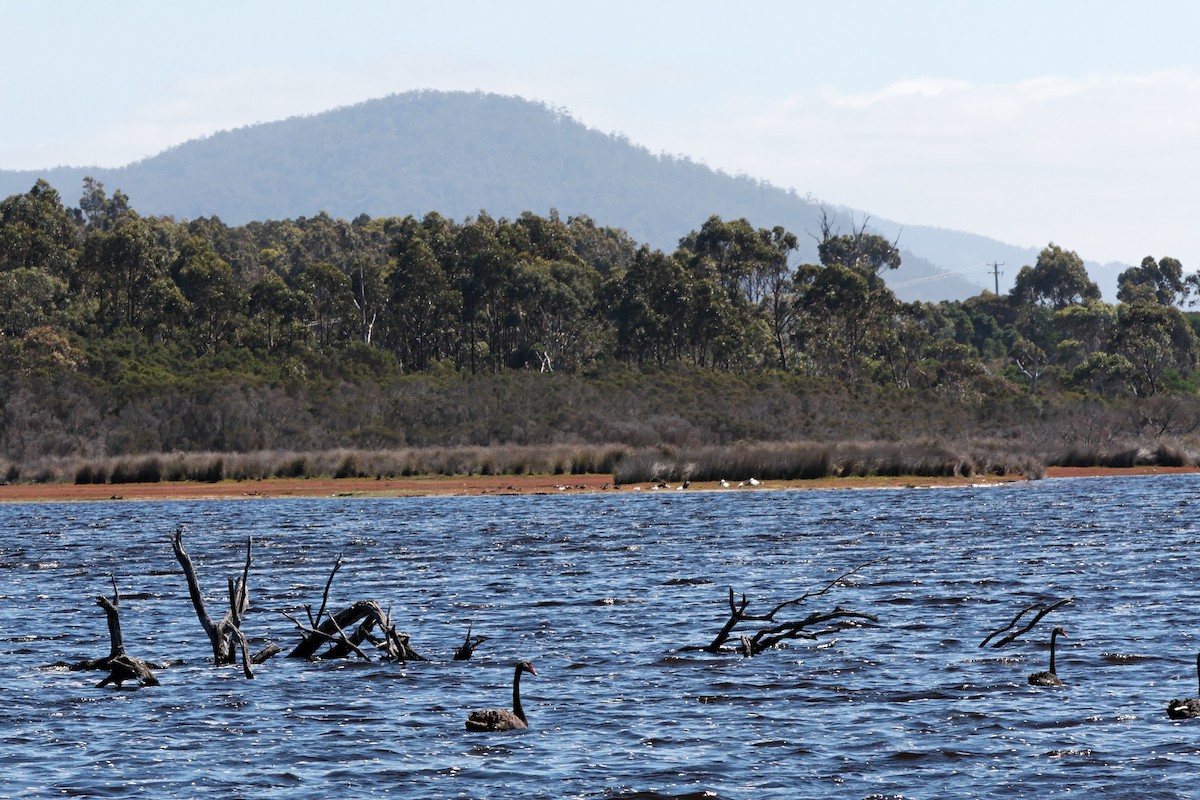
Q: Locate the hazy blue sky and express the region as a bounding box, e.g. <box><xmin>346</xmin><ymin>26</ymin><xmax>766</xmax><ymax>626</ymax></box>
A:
<box><xmin>3</xmin><ymin>0</ymin><xmax>1198</xmax><ymax>265</ymax></box>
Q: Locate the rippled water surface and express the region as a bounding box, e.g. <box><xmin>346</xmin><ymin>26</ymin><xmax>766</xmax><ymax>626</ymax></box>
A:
<box><xmin>5</xmin><ymin>475</ymin><xmax>1200</xmax><ymax>798</ymax></box>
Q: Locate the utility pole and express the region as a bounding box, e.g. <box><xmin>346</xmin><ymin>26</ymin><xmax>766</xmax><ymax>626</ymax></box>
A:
<box><xmin>990</xmin><ymin>261</ymin><xmax>1005</xmax><ymax>295</ymax></box>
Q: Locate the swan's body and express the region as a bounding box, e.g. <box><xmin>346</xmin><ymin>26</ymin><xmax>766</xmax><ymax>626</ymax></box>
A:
<box><xmin>466</xmin><ymin>660</ymin><xmax>536</xmax><ymax>731</ymax></box>
<box><xmin>1168</xmin><ymin>653</ymin><xmax>1200</xmax><ymax>719</ymax></box>
<box><xmin>1028</xmin><ymin>626</ymin><xmax>1066</xmax><ymax>686</ymax></box>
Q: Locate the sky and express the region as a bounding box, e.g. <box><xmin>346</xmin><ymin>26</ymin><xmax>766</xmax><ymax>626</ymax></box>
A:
<box><xmin>3</xmin><ymin>0</ymin><xmax>1199</xmax><ymax>267</ymax></box>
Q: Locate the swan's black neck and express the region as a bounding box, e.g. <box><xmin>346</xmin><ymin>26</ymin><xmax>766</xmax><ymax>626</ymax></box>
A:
<box><xmin>512</xmin><ymin>664</ymin><xmax>526</xmax><ymax>723</ymax></box>
<box><xmin>1194</xmin><ymin>652</ymin><xmax>1200</xmax><ymax>696</ymax></box>
<box><xmin>1049</xmin><ymin>628</ymin><xmax>1060</xmax><ymax>674</ymax></box>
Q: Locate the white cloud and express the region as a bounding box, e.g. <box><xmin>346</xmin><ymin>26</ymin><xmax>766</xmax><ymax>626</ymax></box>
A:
<box><xmin>663</xmin><ymin>70</ymin><xmax>1200</xmax><ymax>264</ymax></box>
<box><xmin>820</xmin><ymin>79</ymin><xmax>974</xmax><ymax>109</ymax></box>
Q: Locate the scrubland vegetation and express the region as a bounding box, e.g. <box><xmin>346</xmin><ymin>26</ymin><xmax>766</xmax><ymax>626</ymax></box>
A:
<box><xmin>3</xmin><ymin>178</ymin><xmax>1200</xmax><ymax>486</ymax></box>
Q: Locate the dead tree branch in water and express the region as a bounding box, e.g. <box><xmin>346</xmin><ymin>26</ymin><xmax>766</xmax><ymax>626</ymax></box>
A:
<box><xmin>171</xmin><ymin>527</ymin><xmax>277</xmax><ymax>676</ymax></box>
<box><xmin>979</xmin><ymin>597</ymin><xmax>1072</xmax><ymax>648</ymax></box>
<box><xmin>453</xmin><ymin>623</ymin><xmax>487</xmax><ymax>660</ymax></box>
<box><xmin>282</xmin><ymin>556</ymin><xmax>424</xmax><ymax>662</ymax></box>
<box><xmin>284</xmin><ymin>599</ymin><xmax>423</xmax><ymax>661</ymax></box>
<box><xmin>72</xmin><ymin>576</ymin><xmax>160</xmax><ymax>688</ymax></box>
<box><xmin>746</xmin><ymin>607</ymin><xmax>879</xmax><ymax>654</ymax></box>
<box><xmin>682</xmin><ymin>560</ymin><xmax>882</xmax><ymax>656</ymax></box>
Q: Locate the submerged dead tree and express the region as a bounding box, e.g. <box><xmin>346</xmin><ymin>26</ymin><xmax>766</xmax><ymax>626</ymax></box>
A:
<box><xmin>683</xmin><ymin>560</ymin><xmax>881</xmax><ymax>656</ymax></box>
<box><xmin>979</xmin><ymin>597</ymin><xmax>1072</xmax><ymax>648</ymax></box>
<box><xmin>453</xmin><ymin>623</ymin><xmax>487</xmax><ymax>660</ymax></box>
<box><xmin>282</xmin><ymin>554</ymin><xmax>425</xmax><ymax>662</ymax></box>
<box><xmin>171</xmin><ymin>527</ymin><xmax>279</xmax><ymax>678</ymax></box>
<box><xmin>72</xmin><ymin>576</ymin><xmax>160</xmax><ymax>688</ymax></box>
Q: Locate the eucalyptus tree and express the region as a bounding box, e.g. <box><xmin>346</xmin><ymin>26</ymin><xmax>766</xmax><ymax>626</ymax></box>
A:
<box><xmin>757</xmin><ymin>225</ymin><xmax>801</xmax><ymax>370</ymax></box>
<box><xmin>504</xmin><ymin>256</ymin><xmax>604</xmax><ymax>372</ymax></box>
<box><xmin>0</xmin><ymin>268</ymin><xmax>70</xmax><ymax>338</ymax></box>
<box><xmin>0</xmin><ymin>182</ymin><xmax>79</xmax><ymax>339</ymax></box>
<box><xmin>682</xmin><ymin>268</ymin><xmax>753</xmax><ymax>369</ymax></box>
<box><xmin>1010</xmin><ymin>243</ymin><xmax>1100</xmax><ymax>309</ymax></box>
<box><xmin>0</xmin><ymin>180</ymin><xmax>81</xmax><ymax>277</ymax></box>
<box><xmin>789</xmin><ymin>214</ymin><xmax>907</xmax><ymax>382</ymax></box>
<box><xmin>248</xmin><ymin>271</ymin><xmax>310</xmax><ymax>353</ymax></box>
<box><xmin>813</xmin><ymin>210</ymin><xmax>901</xmax><ymax>277</ymax></box>
<box><xmin>453</xmin><ymin>213</ymin><xmax>517</xmax><ymax>373</ymax></box>
<box><xmin>683</xmin><ymin>216</ymin><xmax>767</xmax><ymax>302</ymax></box>
<box><xmin>604</xmin><ymin>246</ymin><xmax>690</xmax><ymax>366</ymax></box>
<box><xmin>77</xmin><ymin>214</ymin><xmax>186</xmax><ymax>337</ymax></box>
<box><xmin>1005</xmin><ymin>244</ymin><xmax>1103</xmax><ymax>393</ymax></box>
<box><xmin>171</xmin><ymin>236</ymin><xmax>246</xmax><ymax>353</ymax></box>
<box><xmin>384</xmin><ymin>218</ymin><xmax>462</xmax><ymax>371</ymax></box>
<box><xmin>1117</xmin><ymin>256</ymin><xmax>1188</xmax><ymax>307</ymax></box>
<box><xmin>963</xmin><ymin>292</ymin><xmax>1018</xmax><ymax>345</ymax></box>
<box><xmin>346</xmin><ymin>215</ymin><xmax>393</xmax><ymax>346</ymax></box>
<box><xmin>1007</xmin><ymin>305</ymin><xmax>1058</xmax><ymax>394</ymax></box>
<box><xmin>186</xmin><ymin>216</ymin><xmax>262</xmax><ymax>285</ymax></box>
<box><xmin>566</xmin><ymin>213</ymin><xmax>638</xmax><ymax>275</ymax></box>
<box><xmin>487</xmin><ymin>211</ymin><xmax>608</xmax><ymax>370</ymax></box>
<box><xmin>676</xmin><ymin>216</ymin><xmax>799</xmax><ymax>369</ymax></box>
<box><xmin>1053</xmin><ymin>301</ymin><xmax>1118</xmax><ymax>377</ymax></box>
<box><xmin>872</xmin><ymin>301</ymin><xmax>989</xmax><ymax>392</ymax></box>
<box><xmin>791</xmin><ymin>261</ymin><xmax>900</xmax><ymax>381</ymax></box>
<box><xmin>295</xmin><ymin>260</ymin><xmax>355</xmax><ymax>351</ymax></box>
<box><xmin>504</xmin><ymin>210</ymin><xmax>577</xmax><ymax>262</ymax></box>
<box><xmin>1112</xmin><ymin>299</ymin><xmax>1197</xmax><ymax>396</ymax></box>
<box><xmin>78</xmin><ymin>177</ymin><xmax>131</xmax><ymax>232</ymax></box>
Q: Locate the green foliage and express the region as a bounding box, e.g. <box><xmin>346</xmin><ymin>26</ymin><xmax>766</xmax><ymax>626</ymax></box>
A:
<box><xmin>1011</xmin><ymin>243</ymin><xmax>1101</xmax><ymax>309</ymax></box>
<box><xmin>1118</xmin><ymin>256</ymin><xmax>1188</xmax><ymax>306</ymax></box>
<box><xmin>4</xmin><ymin>182</ymin><xmax>1200</xmax><ymax>474</ymax></box>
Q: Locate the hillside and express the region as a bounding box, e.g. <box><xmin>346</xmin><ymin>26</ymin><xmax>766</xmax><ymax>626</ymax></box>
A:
<box><xmin>0</xmin><ymin>90</ymin><xmax>1120</xmax><ymax>301</ymax></box>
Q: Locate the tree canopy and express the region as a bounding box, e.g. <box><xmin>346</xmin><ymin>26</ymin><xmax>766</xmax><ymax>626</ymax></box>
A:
<box><xmin>1</xmin><ymin>178</ymin><xmax>1199</xmax><ymax>464</ymax></box>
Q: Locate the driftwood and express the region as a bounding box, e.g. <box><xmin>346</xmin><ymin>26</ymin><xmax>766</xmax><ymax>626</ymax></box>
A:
<box><xmin>453</xmin><ymin>623</ymin><xmax>487</xmax><ymax>660</ymax></box>
<box><xmin>72</xmin><ymin>577</ymin><xmax>160</xmax><ymax>688</ymax></box>
<box><xmin>171</xmin><ymin>527</ymin><xmax>276</xmax><ymax>677</ymax></box>
<box><xmin>282</xmin><ymin>555</ymin><xmax>425</xmax><ymax>662</ymax></box>
<box><xmin>683</xmin><ymin>560</ymin><xmax>882</xmax><ymax>656</ymax></box>
<box><xmin>979</xmin><ymin>597</ymin><xmax>1072</xmax><ymax>649</ymax></box>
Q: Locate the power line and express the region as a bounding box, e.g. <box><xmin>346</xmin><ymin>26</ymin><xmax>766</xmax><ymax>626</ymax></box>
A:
<box><xmin>890</xmin><ymin>262</ymin><xmax>991</xmax><ymax>289</ymax></box>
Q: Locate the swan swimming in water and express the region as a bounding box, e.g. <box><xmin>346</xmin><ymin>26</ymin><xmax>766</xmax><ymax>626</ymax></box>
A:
<box><xmin>1027</xmin><ymin>626</ymin><xmax>1066</xmax><ymax>686</ymax></box>
<box><xmin>465</xmin><ymin>660</ymin><xmax>537</xmax><ymax>731</ymax></box>
<box><xmin>1167</xmin><ymin>653</ymin><xmax>1200</xmax><ymax>719</ymax></box>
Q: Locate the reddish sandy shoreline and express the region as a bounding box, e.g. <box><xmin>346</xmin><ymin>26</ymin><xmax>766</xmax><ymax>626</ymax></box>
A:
<box><xmin>0</xmin><ymin>465</ymin><xmax>1195</xmax><ymax>503</ymax></box>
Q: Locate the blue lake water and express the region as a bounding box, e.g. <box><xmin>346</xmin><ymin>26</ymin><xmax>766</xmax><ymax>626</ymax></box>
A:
<box><xmin>3</xmin><ymin>475</ymin><xmax>1200</xmax><ymax>799</ymax></box>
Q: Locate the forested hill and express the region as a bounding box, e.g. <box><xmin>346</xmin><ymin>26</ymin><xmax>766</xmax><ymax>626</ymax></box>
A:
<box><xmin>0</xmin><ymin>90</ymin><xmax>1063</xmax><ymax>302</ymax></box>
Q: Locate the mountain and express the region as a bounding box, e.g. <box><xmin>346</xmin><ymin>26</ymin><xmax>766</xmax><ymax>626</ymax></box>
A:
<box><xmin>0</xmin><ymin>90</ymin><xmax>1123</xmax><ymax>302</ymax></box>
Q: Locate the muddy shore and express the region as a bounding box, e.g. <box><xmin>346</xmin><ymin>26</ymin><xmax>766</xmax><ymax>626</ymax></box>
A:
<box><xmin>0</xmin><ymin>465</ymin><xmax>1195</xmax><ymax>503</ymax></box>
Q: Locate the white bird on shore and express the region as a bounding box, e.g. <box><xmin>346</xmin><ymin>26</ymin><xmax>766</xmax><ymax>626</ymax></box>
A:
<box><xmin>719</xmin><ymin>479</ymin><xmax>730</xmax><ymax>488</ymax></box>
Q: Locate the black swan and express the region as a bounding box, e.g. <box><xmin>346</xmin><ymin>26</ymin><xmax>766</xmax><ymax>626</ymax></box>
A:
<box><xmin>1027</xmin><ymin>626</ymin><xmax>1067</xmax><ymax>686</ymax></box>
<box><xmin>1167</xmin><ymin>653</ymin><xmax>1200</xmax><ymax>719</ymax></box>
<box><xmin>465</xmin><ymin>660</ymin><xmax>537</xmax><ymax>731</ymax></box>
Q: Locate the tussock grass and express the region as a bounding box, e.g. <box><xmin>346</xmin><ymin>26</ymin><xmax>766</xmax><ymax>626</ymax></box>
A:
<box><xmin>28</xmin><ymin>444</ymin><xmax>639</xmax><ymax>486</ymax></box>
<box><xmin>23</xmin><ymin>436</ymin><xmax>1200</xmax><ymax>488</ymax></box>
<box><xmin>613</xmin><ymin>440</ymin><xmax>1045</xmax><ymax>484</ymax></box>
<box><xmin>1049</xmin><ymin>440</ymin><xmax>1196</xmax><ymax>469</ymax></box>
